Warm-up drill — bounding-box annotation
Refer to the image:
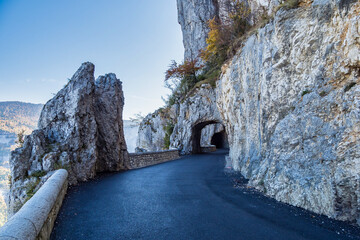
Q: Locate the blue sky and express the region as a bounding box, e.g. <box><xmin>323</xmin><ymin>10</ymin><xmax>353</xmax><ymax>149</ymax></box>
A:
<box><xmin>0</xmin><ymin>0</ymin><xmax>184</xmax><ymax>119</ymax></box>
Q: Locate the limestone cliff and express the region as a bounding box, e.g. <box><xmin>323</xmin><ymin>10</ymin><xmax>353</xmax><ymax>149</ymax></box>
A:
<box><xmin>176</xmin><ymin>0</ymin><xmax>281</xmax><ymax>61</ymax></box>
<box><xmin>136</xmin><ymin>84</ymin><xmax>224</xmax><ymax>154</ymax></box>
<box><xmin>216</xmin><ymin>0</ymin><xmax>360</xmax><ymax>223</ymax></box>
<box><xmin>174</xmin><ymin>0</ymin><xmax>360</xmax><ymax>225</ymax></box>
<box><xmin>136</xmin><ymin>108</ymin><xmax>176</xmax><ymax>152</ymax></box>
<box><xmin>8</xmin><ymin>62</ymin><xmax>129</xmax><ymax>215</ymax></box>
<box><xmin>177</xmin><ymin>0</ymin><xmax>217</xmax><ymax>60</ymax></box>
<box><xmin>170</xmin><ymin>84</ymin><xmax>223</xmax><ymax>154</ymax></box>
<box><xmin>139</xmin><ymin>0</ymin><xmax>360</xmax><ymax>225</ymax></box>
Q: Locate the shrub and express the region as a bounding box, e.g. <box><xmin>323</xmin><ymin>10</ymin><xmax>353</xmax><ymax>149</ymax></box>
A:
<box><xmin>26</xmin><ymin>178</ymin><xmax>40</xmax><ymax>200</ymax></box>
<box><xmin>163</xmin><ymin>122</ymin><xmax>175</xmax><ymax>149</ymax></box>
<box><xmin>129</xmin><ymin>112</ymin><xmax>145</xmax><ymax>126</ymax></box>
<box><xmin>301</xmin><ymin>90</ymin><xmax>311</xmax><ymax>96</ymax></box>
<box><xmin>30</xmin><ymin>170</ymin><xmax>47</xmax><ymax>178</ymax></box>
<box><xmin>165</xmin><ymin>59</ymin><xmax>203</xmax><ymax>89</ymax></box>
<box><xmin>15</xmin><ymin>129</ymin><xmax>26</xmax><ymax>148</ymax></box>
<box><xmin>164</xmin><ymin>59</ymin><xmax>204</xmax><ymax>106</ymax></box>
<box><xmin>319</xmin><ymin>91</ymin><xmax>328</xmax><ymax>97</ymax></box>
<box><xmin>201</xmin><ymin>0</ymin><xmax>251</xmax><ymax>67</ymax></box>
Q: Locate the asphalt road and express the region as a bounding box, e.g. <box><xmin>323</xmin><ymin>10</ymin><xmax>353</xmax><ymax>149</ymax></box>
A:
<box><xmin>51</xmin><ymin>150</ymin><xmax>360</xmax><ymax>240</ymax></box>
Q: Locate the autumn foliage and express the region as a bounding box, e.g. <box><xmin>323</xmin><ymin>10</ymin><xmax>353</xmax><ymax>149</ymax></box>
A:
<box><xmin>165</xmin><ymin>59</ymin><xmax>203</xmax><ymax>84</ymax></box>
<box><xmin>201</xmin><ymin>0</ymin><xmax>251</xmax><ymax>65</ymax></box>
<box><xmin>163</xmin><ymin>0</ymin><xmax>251</xmax><ymax>106</ymax></box>
<box><xmin>164</xmin><ymin>59</ymin><xmax>204</xmax><ymax>105</ymax></box>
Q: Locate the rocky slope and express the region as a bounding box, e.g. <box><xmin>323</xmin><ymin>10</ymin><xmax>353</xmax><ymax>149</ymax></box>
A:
<box><xmin>0</xmin><ymin>102</ymin><xmax>42</xmax><ymax>226</ymax></box>
<box><xmin>8</xmin><ymin>62</ymin><xmax>129</xmax><ymax>215</ymax></box>
<box><xmin>217</xmin><ymin>0</ymin><xmax>360</xmax><ymax>224</ymax></box>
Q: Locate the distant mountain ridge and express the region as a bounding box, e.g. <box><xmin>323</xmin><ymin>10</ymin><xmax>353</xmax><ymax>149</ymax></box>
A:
<box><xmin>0</xmin><ymin>101</ymin><xmax>43</xmax><ymax>134</ymax></box>
<box><xmin>0</xmin><ymin>101</ymin><xmax>43</xmax><ymax>226</ymax></box>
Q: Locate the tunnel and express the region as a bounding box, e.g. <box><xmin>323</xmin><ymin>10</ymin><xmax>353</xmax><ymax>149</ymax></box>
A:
<box><xmin>210</xmin><ymin>130</ymin><xmax>228</xmax><ymax>149</ymax></box>
<box><xmin>191</xmin><ymin>121</ymin><xmax>228</xmax><ymax>154</ymax></box>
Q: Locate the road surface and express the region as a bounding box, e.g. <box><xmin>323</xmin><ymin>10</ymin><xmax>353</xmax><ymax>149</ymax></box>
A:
<box><xmin>51</xmin><ymin>150</ymin><xmax>360</xmax><ymax>239</ymax></box>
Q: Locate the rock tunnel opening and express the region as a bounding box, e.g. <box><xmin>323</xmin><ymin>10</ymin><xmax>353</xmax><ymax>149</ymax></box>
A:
<box><xmin>191</xmin><ymin>121</ymin><xmax>228</xmax><ymax>154</ymax></box>
<box><xmin>211</xmin><ymin>130</ymin><xmax>228</xmax><ymax>149</ymax></box>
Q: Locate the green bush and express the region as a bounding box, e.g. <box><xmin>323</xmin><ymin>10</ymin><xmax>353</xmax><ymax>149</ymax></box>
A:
<box><xmin>301</xmin><ymin>90</ymin><xmax>311</xmax><ymax>96</ymax></box>
<box><xmin>163</xmin><ymin>122</ymin><xmax>175</xmax><ymax>149</ymax></box>
<box><xmin>26</xmin><ymin>178</ymin><xmax>40</xmax><ymax>200</ymax></box>
<box><xmin>31</xmin><ymin>170</ymin><xmax>47</xmax><ymax>178</ymax></box>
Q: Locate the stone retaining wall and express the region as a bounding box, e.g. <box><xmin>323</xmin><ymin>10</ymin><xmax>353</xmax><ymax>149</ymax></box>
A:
<box><xmin>129</xmin><ymin>149</ymin><xmax>180</xmax><ymax>169</ymax></box>
<box><xmin>0</xmin><ymin>169</ymin><xmax>68</xmax><ymax>240</ymax></box>
<box><xmin>201</xmin><ymin>145</ymin><xmax>217</xmax><ymax>153</ymax></box>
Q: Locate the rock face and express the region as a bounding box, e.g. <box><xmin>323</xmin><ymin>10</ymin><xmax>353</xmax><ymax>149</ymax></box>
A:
<box><xmin>136</xmin><ymin>97</ymin><xmax>226</xmax><ymax>153</ymax></box>
<box><xmin>171</xmin><ymin>84</ymin><xmax>223</xmax><ymax>154</ymax></box>
<box><xmin>177</xmin><ymin>0</ymin><xmax>218</xmax><ymax>60</ymax></box>
<box><xmin>217</xmin><ymin>1</ymin><xmax>360</xmax><ymax>223</ymax></box>
<box><xmin>200</xmin><ymin>123</ymin><xmax>224</xmax><ymax>146</ymax></box>
<box><xmin>8</xmin><ymin>62</ymin><xmax>128</xmax><ymax>215</ymax></box>
<box><xmin>95</xmin><ymin>74</ymin><xmax>128</xmax><ymax>172</ymax></box>
<box><xmin>176</xmin><ymin>0</ymin><xmax>281</xmax><ymax>61</ymax></box>
<box><xmin>136</xmin><ymin>109</ymin><xmax>171</xmax><ymax>152</ymax></box>
<box><xmin>140</xmin><ymin>0</ymin><xmax>360</xmax><ymax>226</ymax></box>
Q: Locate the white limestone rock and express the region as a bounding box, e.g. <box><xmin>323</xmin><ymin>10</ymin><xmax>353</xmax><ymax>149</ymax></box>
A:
<box><xmin>136</xmin><ymin>106</ymin><xmax>178</xmax><ymax>152</ymax></box>
<box><xmin>171</xmin><ymin>84</ymin><xmax>223</xmax><ymax>154</ymax></box>
<box><xmin>176</xmin><ymin>0</ymin><xmax>281</xmax><ymax>62</ymax></box>
<box><xmin>8</xmin><ymin>62</ymin><xmax>129</xmax><ymax>215</ymax></box>
<box><xmin>200</xmin><ymin>123</ymin><xmax>224</xmax><ymax>146</ymax></box>
<box><xmin>177</xmin><ymin>0</ymin><xmax>217</xmax><ymax>60</ymax></box>
<box><xmin>216</xmin><ymin>1</ymin><xmax>360</xmax><ymax>223</ymax></box>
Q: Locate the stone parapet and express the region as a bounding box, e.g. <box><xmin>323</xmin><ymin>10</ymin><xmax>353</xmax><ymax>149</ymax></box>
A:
<box><xmin>0</xmin><ymin>169</ymin><xmax>68</xmax><ymax>240</ymax></box>
<box><xmin>129</xmin><ymin>150</ymin><xmax>180</xmax><ymax>169</ymax></box>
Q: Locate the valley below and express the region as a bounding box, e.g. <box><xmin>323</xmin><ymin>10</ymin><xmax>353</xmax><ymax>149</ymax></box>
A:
<box><xmin>0</xmin><ymin>133</ymin><xmax>15</xmax><ymax>226</ymax></box>
<box><xmin>0</xmin><ymin>117</ymin><xmax>139</xmax><ymax>227</ymax></box>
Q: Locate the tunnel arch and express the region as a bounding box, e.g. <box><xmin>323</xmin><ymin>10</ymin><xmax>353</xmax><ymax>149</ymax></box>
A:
<box><xmin>191</xmin><ymin>121</ymin><xmax>228</xmax><ymax>154</ymax></box>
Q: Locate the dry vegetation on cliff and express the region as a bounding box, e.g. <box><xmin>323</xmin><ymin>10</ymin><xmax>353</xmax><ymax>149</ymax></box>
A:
<box><xmin>164</xmin><ymin>0</ymin><xmax>262</xmax><ymax>108</ymax></box>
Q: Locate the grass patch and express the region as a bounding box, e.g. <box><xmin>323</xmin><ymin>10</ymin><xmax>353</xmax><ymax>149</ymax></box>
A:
<box><xmin>26</xmin><ymin>178</ymin><xmax>40</xmax><ymax>200</ymax></box>
<box><xmin>196</xmin><ymin>68</ymin><xmax>221</xmax><ymax>89</ymax></box>
<box><xmin>30</xmin><ymin>170</ymin><xmax>47</xmax><ymax>178</ymax></box>
<box><xmin>163</xmin><ymin>122</ymin><xmax>175</xmax><ymax>150</ymax></box>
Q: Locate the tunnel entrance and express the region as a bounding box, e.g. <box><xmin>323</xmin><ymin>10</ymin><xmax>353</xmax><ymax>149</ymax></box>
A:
<box><xmin>211</xmin><ymin>130</ymin><xmax>227</xmax><ymax>149</ymax></box>
<box><xmin>191</xmin><ymin>121</ymin><xmax>228</xmax><ymax>154</ymax></box>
